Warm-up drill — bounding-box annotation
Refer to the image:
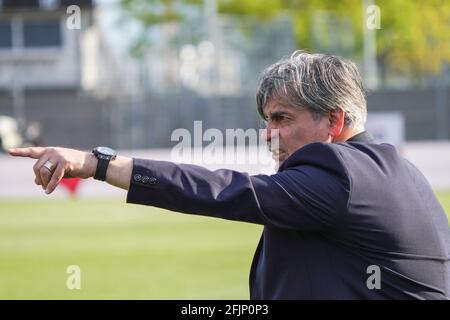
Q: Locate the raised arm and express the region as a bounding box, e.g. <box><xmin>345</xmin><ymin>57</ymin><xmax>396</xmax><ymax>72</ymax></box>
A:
<box><xmin>9</xmin><ymin>144</ymin><xmax>349</xmax><ymax>230</ymax></box>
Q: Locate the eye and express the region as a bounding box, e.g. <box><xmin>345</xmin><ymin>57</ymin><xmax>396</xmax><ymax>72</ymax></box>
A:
<box><xmin>273</xmin><ymin>114</ymin><xmax>286</xmax><ymax>122</ymax></box>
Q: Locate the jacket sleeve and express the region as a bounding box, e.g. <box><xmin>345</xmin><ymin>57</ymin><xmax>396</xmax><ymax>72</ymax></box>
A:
<box><xmin>126</xmin><ymin>144</ymin><xmax>351</xmax><ymax>231</ymax></box>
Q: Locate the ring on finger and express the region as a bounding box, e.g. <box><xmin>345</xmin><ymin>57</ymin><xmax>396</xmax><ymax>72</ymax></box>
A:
<box><xmin>43</xmin><ymin>160</ymin><xmax>55</xmax><ymax>173</ymax></box>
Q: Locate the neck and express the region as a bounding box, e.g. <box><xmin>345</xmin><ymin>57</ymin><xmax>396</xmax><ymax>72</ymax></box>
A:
<box><xmin>333</xmin><ymin>128</ymin><xmax>365</xmax><ymax>143</ymax></box>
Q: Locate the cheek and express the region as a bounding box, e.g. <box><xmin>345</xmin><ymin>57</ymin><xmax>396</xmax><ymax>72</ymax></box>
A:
<box><xmin>301</xmin><ymin>118</ymin><xmax>329</xmax><ymax>141</ymax></box>
<box><xmin>282</xmin><ymin>127</ymin><xmax>306</xmax><ymax>151</ymax></box>
<box><xmin>314</xmin><ymin>123</ymin><xmax>331</xmax><ymax>140</ymax></box>
<box><xmin>283</xmin><ymin>124</ymin><xmax>326</xmax><ymax>153</ymax></box>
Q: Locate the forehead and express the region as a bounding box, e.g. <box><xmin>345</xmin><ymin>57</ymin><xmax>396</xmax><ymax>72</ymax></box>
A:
<box><xmin>262</xmin><ymin>98</ymin><xmax>296</xmax><ymax>116</ymax></box>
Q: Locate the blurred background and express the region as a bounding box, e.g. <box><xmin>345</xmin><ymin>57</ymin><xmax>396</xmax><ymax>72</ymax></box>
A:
<box><xmin>0</xmin><ymin>0</ymin><xmax>449</xmax><ymax>150</ymax></box>
<box><xmin>0</xmin><ymin>0</ymin><xmax>449</xmax><ymax>299</ymax></box>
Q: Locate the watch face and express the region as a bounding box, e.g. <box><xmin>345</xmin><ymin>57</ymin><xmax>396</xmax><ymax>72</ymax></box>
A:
<box><xmin>95</xmin><ymin>146</ymin><xmax>116</xmax><ymax>157</ymax></box>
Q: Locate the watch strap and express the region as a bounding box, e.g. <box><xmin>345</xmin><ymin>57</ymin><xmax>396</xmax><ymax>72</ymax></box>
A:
<box><xmin>94</xmin><ymin>158</ymin><xmax>110</xmax><ymax>181</ymax></box>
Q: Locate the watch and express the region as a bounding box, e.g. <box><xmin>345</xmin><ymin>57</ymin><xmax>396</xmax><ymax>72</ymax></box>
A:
<box><xmin>92</xmin><ymin>146</ymin><xmax>117</xmax><ymax>181</ymax></box>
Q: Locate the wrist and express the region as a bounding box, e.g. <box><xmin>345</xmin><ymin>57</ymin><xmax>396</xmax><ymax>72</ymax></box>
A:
<box><xmin>85</xmin><ymin>152</ymin><xmax>98</xmax><ymax>179</ymax></box>
<box><xmin>91</xmin><ymin>147</ymin><xmax>117</xmax><ymax>181</ymax></box>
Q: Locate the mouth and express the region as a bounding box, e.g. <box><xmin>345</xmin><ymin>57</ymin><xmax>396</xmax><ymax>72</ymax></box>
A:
<box><xmin>268</xmin><ymin>140</ymin><xmax>287</xmax><ymax>162</ymax></box>
<box><xmin>271</xmin><ymin>150</ymin><xmax>287</xmax><ymax>162</ymax></box>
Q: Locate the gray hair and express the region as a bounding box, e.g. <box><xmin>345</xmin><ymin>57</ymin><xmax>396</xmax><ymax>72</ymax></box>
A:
<box><xmin>256</xmin><ymin>51</ymin><xmax>367</xmax><ymax>129</ymax></box>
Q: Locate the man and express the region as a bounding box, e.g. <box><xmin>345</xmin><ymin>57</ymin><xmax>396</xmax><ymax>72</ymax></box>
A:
<box><xmin>9</xmin><ymin>51</ymin><xmax>449</xmax><ymax>299</ymax></box>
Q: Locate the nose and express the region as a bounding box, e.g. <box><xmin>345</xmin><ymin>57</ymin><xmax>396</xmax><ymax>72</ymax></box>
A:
<box><xmin>262</xmin><ymin>123</ymin><xmax>279</xmax><ymax>142</ymax></box>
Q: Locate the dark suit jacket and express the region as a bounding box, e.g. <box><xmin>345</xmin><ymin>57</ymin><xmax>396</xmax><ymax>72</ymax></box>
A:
<box><xmin>126</xmin><ymin>132</ymin><xmax>450</xmax><ymax>299</ymax></box>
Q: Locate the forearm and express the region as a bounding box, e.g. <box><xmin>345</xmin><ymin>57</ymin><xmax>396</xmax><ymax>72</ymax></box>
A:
<box><xmin>89</xmin><ymin>154</ymin><xmax>133</xmax><ymax>190</ymax></box>
<box><xmin>86</xmin><ymin>153</ymin><xmax>133</xmax><ymax>190</ymax></box>
<box><xmin>126</xmin><ymin>158</ymin><xmax>267</xmax><ymax>225</ymax></box>
<box><xmin>106</xmin><ymin>155</ymin><xmax>133</xmax><ymax>190</ymax></box>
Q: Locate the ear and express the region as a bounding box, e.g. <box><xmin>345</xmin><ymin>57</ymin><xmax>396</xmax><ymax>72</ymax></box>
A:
<box><xmin>328</xmin><ymin>108</ymin><xmax>345</xmax><ymax>139</ymax></box>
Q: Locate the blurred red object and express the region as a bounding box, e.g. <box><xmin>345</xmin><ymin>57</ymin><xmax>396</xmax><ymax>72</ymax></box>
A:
<box><xmin>59</xmin><ymin>178</ymin><xmax>82</xmax><ymax>197</ymax></box>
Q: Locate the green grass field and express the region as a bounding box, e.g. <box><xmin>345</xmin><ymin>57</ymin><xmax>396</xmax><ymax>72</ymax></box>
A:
<box><xmin>1</xmin><ymin>193</ymin><xmax>449</xmax><ymax>300</ymax></box>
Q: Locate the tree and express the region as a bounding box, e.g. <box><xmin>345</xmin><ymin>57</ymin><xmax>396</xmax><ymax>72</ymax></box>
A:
<box><xmin>120</xmin><ymin>0</ymin><xmax>450</xmax><ymax>82</ymax></box>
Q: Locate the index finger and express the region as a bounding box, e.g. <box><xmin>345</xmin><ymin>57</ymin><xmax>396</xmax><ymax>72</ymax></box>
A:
<box><xmin>8</xmin><ymin>147</ymin><xmax>46</xmax><ymax>159</ymax></box>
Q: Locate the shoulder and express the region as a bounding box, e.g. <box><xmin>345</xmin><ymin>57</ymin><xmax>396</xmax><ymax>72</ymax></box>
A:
<box><xmin>287</xmin><ymin>141</ymin><xmax>399</xmax><ymax>164</ymax></box>
<box><xmin>279</xmin><ymin>141</ymin><xmax>401</xmax><ymax>179</ymax></box>
<box><xmin>280</xmin><ymin>142</ymin><xmax>348</xmax><ymax>173</ymax></box>
<box><xmin>271</xmin><ymin>143</ymin><xmax>352</xmax><ymax>222</ymax></box>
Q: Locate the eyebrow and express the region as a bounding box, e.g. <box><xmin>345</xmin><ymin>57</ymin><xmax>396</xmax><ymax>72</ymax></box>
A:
<box><xmin>264</xmin><ymin>111</ymin><xmax>292</xmax><ymax>121</ymax></box>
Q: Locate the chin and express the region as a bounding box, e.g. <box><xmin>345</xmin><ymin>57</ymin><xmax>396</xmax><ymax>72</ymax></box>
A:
<box><xmin>278</xmin><ymin>153</ymin><xmax>288</xmax><ymax>162</ymax></box>
<box><xmin>270</xmin><ymin>150</ymin><xmax>288</xmax><ymax>164</ymax></box>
